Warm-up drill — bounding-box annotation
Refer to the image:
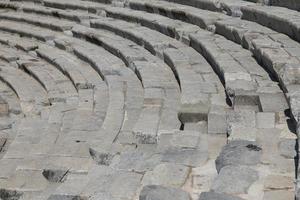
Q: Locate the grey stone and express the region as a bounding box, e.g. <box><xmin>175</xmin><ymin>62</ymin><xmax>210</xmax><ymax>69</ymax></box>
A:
<box><xmin>162</xmin><ymin>147</ymin><xmax>208</xmax><ymax>167</ymax></box>
<box><xmin>211</xmin><ymin>165</ymin><xmax>259</xmax><ymax>194</ymax></box>
<box><xmin>215</xmin><ymin>140</ymin><xmax>262</xmax><ymax>172</ymax></box>
<box><xmin>142</xmin><ymin>163</ymin><xmax>190</xmax><ymax>187</ymax></box>
<box><xmin>139</xmin><ymin>185</ymin><xmax>190</xmax><ymax>200</ymax></box>
<box><xmin>0</xmin><ymin>189</ymin><xmax>23</xmax><ymax>200</ymax></box>
<box><xmin>259</xmin><ymin>93</ymin><xmax>289</xmax><ymax>113</ymax></box>
<box><xmin>279</xmin><ymin>139</ymin><xmax>297</xmax><ymax>159</ymax></box>
<box><xmin>208</xmin><ymin>106</ymin><xmax>227</xmax><ymax>134</ymax></box>
<box><xmin>256</xmin><ymin>112</ymin><xmax>275</xmax><ymax>129</ymax></box>
<box><xmin>42</xmin><ymin>169</ymin><xmax>69</xmax><ymax>183</ymax></box>
<box><xmin>199</xmin><ymin>192</ymin><xmax>244</xmax><ymax>200</ymax></box>
<box><xmin>89</xmin><ymin>147</ymin><xmax>115</xmax><ymax>166</ymax></box>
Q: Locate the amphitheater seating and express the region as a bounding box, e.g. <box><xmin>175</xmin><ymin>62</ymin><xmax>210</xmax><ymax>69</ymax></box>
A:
<box><xmin>0</xmin><ymin>0</ymin><xmax>298</xmax><ymax>199</ymax></box>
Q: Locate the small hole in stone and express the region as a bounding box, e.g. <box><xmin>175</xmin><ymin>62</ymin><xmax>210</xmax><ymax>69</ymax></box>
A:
<box><xmin>246</xmin><ymin>144</ymin><xmax>262</xmax><ymax>151</ymax></box>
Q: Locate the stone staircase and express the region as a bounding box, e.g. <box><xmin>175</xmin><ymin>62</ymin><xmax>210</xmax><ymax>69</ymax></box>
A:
<box><xmin>0</xmin><ymin>0</ymin><xmax>298</xmax><ymax>199</ymax></box>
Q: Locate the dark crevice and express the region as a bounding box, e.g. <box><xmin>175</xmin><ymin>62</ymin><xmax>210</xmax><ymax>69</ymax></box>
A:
<box><xmin>180</xmin><ymin>123</ymin><xmax>184</xmax><ymax>130</ymax></box>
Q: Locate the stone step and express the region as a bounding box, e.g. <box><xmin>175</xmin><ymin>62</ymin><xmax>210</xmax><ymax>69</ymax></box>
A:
<box><xmin>90</xmin><ymin>17</ymin><xmax>228</xmax><ymax>124</ymax></box>
<box><xmin>0</xmin><ymin>17</ymin><xmax>144</xmax><ymax>143</ymax></box>
<box><xmin>71</xmin><ymin>24</ymin><xmax>181</xmax><ymax>139</ymax></box>
<box><xmin>113</xmin><ymin>0</ymin><xmax>255</xmax><ymax>17</ymax></box>
<box><xmin>2</xmin><ymin>2</ymin><xmax>229</xmax><ymax>126</ymax></box>
<box><xmin>0</xmin><ymin>79</ymin><xmax>22</xmax><ymax>116</ymax></box>
<box><xmin>0</xmin><ymin>31</ymin><xmax>38</xmax><ymax>52</ymax></box>
<box><xmin>53</xmin><ymin>36</ymin><xmax>144</xmax><ymax>141</ymax></box>
<box><xmin>214</xmin><ymin>17</ymin><xmax>300</xmax><ymax>118</ymax></box>
<box><xmin>30</xmin><ymin>0</ymin><xmax>289</xmax><ymax>124</ymax></box>
<box><xmin>241</xmin><ymin>5</ymin><xmax>300</xmax><ymax>44</ymax></box>
<box><xmin>0</xmin><ymin>46</ymin><xmax>79</xmax><ymax>104</ymax></box>
<box><xmin>268</xmin><ymin>0</ymin><xmax>300</xmax><ymax>11</ymax></box>
<box><xmin>83</xmin><ymin>2</ymin><xmax>281</xmax><ymax>106</ymax></box>
<box><xmin>0</xmin><ymin>61</ymin><xmax>49</xmax><ymax>115</ymax></box>
<box><xmin>0</xmin><ymin>11</ymin><xmax>75</xmax><ymax>32</ymax></box>
<box><xmin>0</xmin><ymin>19</ymin><xmax>57</xmax><ymax>42</ymax></box>
<box><xmin>127</xmin><ymin>0</ymin><xmax>229</xmax><ymax>30</ymax></box>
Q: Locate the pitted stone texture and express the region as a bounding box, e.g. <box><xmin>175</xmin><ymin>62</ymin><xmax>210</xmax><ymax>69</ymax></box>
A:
<box><xmin>211</xmin><ymin>165</ymin><xmax>259</xmax><ymax>194</ymax></box>
<box><xmin>215</xmin><ymin>140</ymin><xmax>262</xmax><ymax>172</ymax></box>
<box><xmin>139</xmin><ymin>185</ymin><xmax>190</xmax><ymax>200</ymax></box>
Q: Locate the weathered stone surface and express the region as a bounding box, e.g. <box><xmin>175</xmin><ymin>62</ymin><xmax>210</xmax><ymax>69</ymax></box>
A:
<box><xmin>215</xmin><ymin>140</ymin><xmax>262</xmax><ymax>172</ymax></box>
<box><xmin>162</xmin><ymin>147</ymin><xmax>208</xmax><ymax>167</ymax></box>
<box><xmin>0</xmin><ymin>0</ymin><xmax>297</xmax><ymax>199</ymax></box>
<box><xmin>264</xmin><ymin>175</ymin><xmax>294</xmax><ymax>190</ymax></box>
<box><xmin>211</xmin><ymin>165</ymin><xmax>259</xmax><ymax>194</ymax></box>
<box><xmin>263</xmin><ymin>190</ymin><xmax>294</xmax><ymax>200</ymax></box>
<box><xmin>142</xmin><ymin>163</ymin><xmax>189</xmax><ymax>187</ymax></box>
<box><xmin>42</xmin><ymin>169</ymin><xmax>69</xmax><ymax>183</ymax></box>
<box><xmin>278</xmin><ymin>139</ymin><xmax>297</xmax><ymax>159</ymax></box>
<box><xmin>139</xmin><ymin>185</ymin><xmax>190</xmax><ymax>200</ymax></box>
<box><xmin>256</xmin><ymin>112</ymin><xmax>275</xmax><ymax>129</ymax></box>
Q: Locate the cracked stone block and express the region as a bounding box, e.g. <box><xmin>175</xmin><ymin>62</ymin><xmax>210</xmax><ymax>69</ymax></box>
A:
<box><xmin>215</xmin><ymin>140</ymin><xmax>262</xmax><ymax>172</ymax></box>
<box><xmin>142</xmin><ymin>163</ymin><xmax>189</xmax><ymax>187</ymax></box>
<box><xmin>139</xmin><ymin>185</ymin><xmax>190</xmax><ymax>200</ymax></box>
<box><xmin>256</xmin><ymin>112</ymin><xmax>275</xmax><ymax>129</ymax></box>
<box><xmin>199</xmin><ymin>192</ymin><xmax>244</xmax><ymax>200</ymax></box>
<box><xmin>211</xmin><ymin>165</ymin><xmax>259</xmax><ymax>194</ymax></box>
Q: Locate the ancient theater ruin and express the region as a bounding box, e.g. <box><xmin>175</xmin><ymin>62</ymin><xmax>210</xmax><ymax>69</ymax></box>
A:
<box><xmin>0</xmin><ymin>0</ymin><xmax>298</xmax><ymax>199</ymax></box>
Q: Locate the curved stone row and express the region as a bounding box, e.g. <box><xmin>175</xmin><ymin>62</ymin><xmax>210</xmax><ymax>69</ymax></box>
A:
<box><xmin>130</xmin><ymin>0</ymin><xmax>255</xmax><ymax>17</ymax></box>
<box><xmin>28</xmin><ymin>0</ymin><xmax>300</xmax><ymax>199</ymax></box>
<box><xmin>0</xmin><ymin>0</ymin><xmax>298</xmax><ymax>199</ymax></box>
<box><xmin>262</xmin><ymin>0</ymin><xmax>300</xmax><ymax>11</ymax></box>
<box><xmin>0</xmin><ymin>1</ymin><xmax>229</xmax><ymax>128</ymax></box>
<box><xmin>0</xmin><ymin>3</ymin><xmax>190</xmax><ymax>199</ymax></box>
<box><xmin>0</xmin><ymin>2</ymin><xmax>224</xmax><ymax>200</ymax></box>
<box><xmin>34</xmin><ymin>0</ymin><xmax>286</xmax><ymax>110</ymax></box>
